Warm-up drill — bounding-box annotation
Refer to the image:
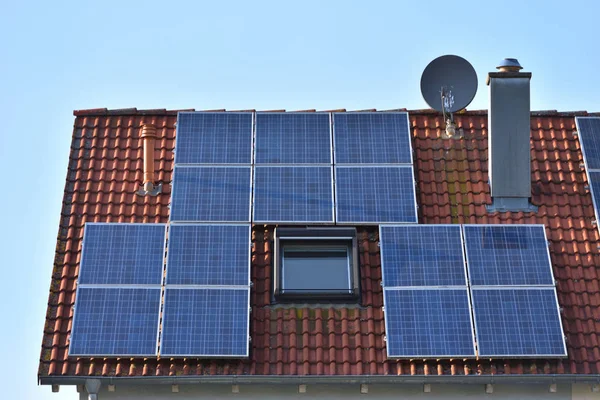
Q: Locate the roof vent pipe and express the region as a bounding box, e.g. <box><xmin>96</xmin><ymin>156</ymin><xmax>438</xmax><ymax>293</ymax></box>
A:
<box><xmin>486</xmin><ymin>58</ymin><xmax>537</xmax><ymax>212</ymax></box>
<box><xmin>136</xmin><ymin>124</ymin><xmax>163</xmax><ymax>196</ymax></box>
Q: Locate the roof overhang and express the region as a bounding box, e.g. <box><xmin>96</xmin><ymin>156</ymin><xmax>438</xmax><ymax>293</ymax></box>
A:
<box><xmin>39</xmin><ymin>374</ymin><xmax>600</xmax><ymax>386</ymax></box>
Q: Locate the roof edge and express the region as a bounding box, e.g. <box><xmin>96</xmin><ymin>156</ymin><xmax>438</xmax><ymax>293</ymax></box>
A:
<box><xmin>39</xmin><ymin>374</ymin><xmax>600</xmax><ymax>386</ymax></box>
<box><xmin>72</xmin><ymin>108</ymin><xmax>600</xmax><ymax>117</ymax></box>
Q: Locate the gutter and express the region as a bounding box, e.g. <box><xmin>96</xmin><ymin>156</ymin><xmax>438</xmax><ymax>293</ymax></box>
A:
<box><xmin>39</xmin><ymin>374</ymin><xmax>600</xmax><ymax>386</ymax></box>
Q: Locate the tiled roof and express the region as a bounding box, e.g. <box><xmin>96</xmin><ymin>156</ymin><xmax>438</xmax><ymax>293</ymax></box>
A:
<box><xmin>39</xmin><ymin>108</ymin><xmax>600</xmax><ymax>381</ymax></box>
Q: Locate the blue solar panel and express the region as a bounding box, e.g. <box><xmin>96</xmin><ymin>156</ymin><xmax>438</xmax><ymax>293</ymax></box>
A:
<box><xmin>253</xmin><ymin>166</ymin><xmax>333</xmax><ymax>223</ymax></box>
<box><xmin>175</xmin><ymin>112</ymin><xmax>253</xmax><ymax>164</ymax></box>
<box><xmin>69</xmin><ymin>288</ymin><xmax>161</xmax><ymax>356</ymax></box>
<box><xmin>170</xmin><ymin>166</ymin><xmax>251</xmax><ymax>222</ymax></box>
<box><xmin>384</xmin><ymin>288</ymin><xmax>475</xmax><ymax>358</ymax></box>
<box><xmin>254</xmin><ymin>113</ymin><xmax>332</xmax><ymax>164</ymax></box>
<box><xmin>166</xmin><ymin>224</ymin><xmax>250</xmax><ymax>285</ymax></box>
<box><xmin>78</xmin><ymin>224</ymin><xmax>166</xmax><ymax>285</ymax></box>
<box><xmin>588</xmin><ymin>171</ymin><xmax>600</xmax><ymax>217</ymax></box>
<box><xmin>335</xmin><ymin>166</ymin><xmax>417</xmax><ymax>223</ymax></box>
<box><xmin>471</xmin><ymin>288</ymin><xmax>566</xmax><ymax>357</ymax></box>
<box><xmin>333</xmin><ymin>113</ymin><xmax>412</xmax><ymax>164</ymax></box>
<box><xmin>380</xmin><ymin>225</ymin><xmax>466</xmax><ymax>287</ymax></box>
<box><xmin>576</xmin><ymin>117</ymin><xmax>600</xmax><ymax>170</ymax></box>
<box><xmin>160</xmin><ymin>288</ymin><xmax>249</xmax><ymax>357</ymax></box>
<box><xmin>463</xmin><ymin>225</ymin><xmax>554</xmax><ymax>286</ymax></box>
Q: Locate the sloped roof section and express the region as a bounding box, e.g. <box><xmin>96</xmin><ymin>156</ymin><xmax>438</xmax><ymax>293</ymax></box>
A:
<box><xmin>39</xmin><ymin>108</ymin><xmax>600</xmax><ymax>380</ymax></box>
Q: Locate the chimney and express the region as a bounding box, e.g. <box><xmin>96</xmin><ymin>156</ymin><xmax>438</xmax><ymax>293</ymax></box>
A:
<box><xmin>486</xmin><ymin>58</ymin><xmax>536</xmax><ymax>212</ymax></box>
<box><xmin>136</xmin><ymin>124</ymin><xmax>162</xmax><ymax>196</ymax></box>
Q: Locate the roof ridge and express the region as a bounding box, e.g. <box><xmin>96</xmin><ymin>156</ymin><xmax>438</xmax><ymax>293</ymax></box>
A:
<box><xmin>73</xmin><ymin>108</ymin><xmax>600</xmax><ymax>117</ymax></box>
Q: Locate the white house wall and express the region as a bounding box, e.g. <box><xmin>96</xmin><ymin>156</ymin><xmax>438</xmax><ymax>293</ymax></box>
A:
<box><xmin>79</xmin><ymin>383</ymin><xmax>579</xmax><ymax>400</ymax></box>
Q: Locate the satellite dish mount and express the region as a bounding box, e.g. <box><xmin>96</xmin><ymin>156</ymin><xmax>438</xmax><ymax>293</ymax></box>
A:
<box><xmin>421</xmin><ymin>55</ymin><xmax>478</xmax><ymax>139</ymax></box>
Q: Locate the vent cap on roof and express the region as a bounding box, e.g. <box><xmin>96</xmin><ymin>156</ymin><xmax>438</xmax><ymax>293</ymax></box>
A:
<box><xmin>496</xmin><ymin>58</ymin><xmax>523</xmax><ymax>72</ymax></box>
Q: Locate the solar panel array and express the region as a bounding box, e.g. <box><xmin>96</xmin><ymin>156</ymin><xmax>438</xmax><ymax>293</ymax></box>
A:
<box><xmin>70</xmin><ymin>224</ymin><xmax>166</xmax><ymax>356</ymax></box>
<box><xmin>380</xmin><ymin>225</ymin><xmax>475</xmax><ymax>358</ymax></box>
<box><xmin>379</xmin><ymin>224</ymin><xmax>566</xmax><ymax>359</ymax></box>
<box><xmin>463</xmin><ymin>224</ymin><xmax>566</xmax><ymax>358</ymax></box>
<box><xmin>576</xmin><ymin>117</ymin><xmax>600</xmax><ymax>235</ymax></box>
<box><xmin>71</xmin><ymin>221</ymin><xmax>251</xmax><ymax>358</ymax></box>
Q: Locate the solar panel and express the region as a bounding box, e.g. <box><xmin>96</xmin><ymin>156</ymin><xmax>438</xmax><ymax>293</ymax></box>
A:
<box><xmin>471</xmin><ymin>287</ymin><xmax>567</xmax><ymax>357</ymax></box>
<box><xmin>78</xmin><ymin>223</ymin><xmax>166</xmax><ymax>285</ymax></box>
<box><xmin>166</xmin><ymin>224</ymin><xmax>251</xmax><ymax>286</ymax></box>
<box><xmin>333</xmin><ymin>112</ymin><xmax>412</xmax><ymax>164</ymax></box>
<box><xmin>69</xmin><ymin>287</ymin><xmax>161</xmax><ymax>356</ymax></box>
<box><xmin>335</xmin><ymin>166</ymin><xmax>417</xmax><ymax>223</ymax></box>
<box><xmin>380</xmin><ymin>225</ymin><xmax>466</xmax><ymax>287</ymax></box>
<box><xmin>170</xmin><ymin>166</ymin><xmax>252</xmax><ymax>222</ymax></box>
<box><xmin>254</xmin><ymin>113</ymin><xmax>332</xmax><ymax>164</ymax></box>
<box><xmin>576</xmin><ymin>117</ymin><xmax>600</xmax><ymax>170</ymax></box>
<box><xmin>587</xmin><ymin>171</ymin><xmax>600</xmax><ymax>219</ymax></box>
<box><xmin>253</xmin><ymin>166</ymin><xmax>334</xmax><ymax>223</ymax></box>
<box><xmin>160</xmin><ymin>288</ymin><xmax>250</xmax><ymax>357</ymax></box>
<box><xmin>384</xmin><ymin>288</ymin><xmax>476</xmax><ymax>358</ymax></box>
<box><xmin>175</xmin><ymin>112</ymin><xmax>253</xmax><ymax>165</ymax></box>
<box><xmin>463</xmin><ymin>225</ymin><xmax>554</xmax><ymax>286</ymax></box>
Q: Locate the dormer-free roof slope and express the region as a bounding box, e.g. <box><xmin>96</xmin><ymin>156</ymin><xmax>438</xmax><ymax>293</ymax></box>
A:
<box><xmin>39</xmin><ymin>108</ymin><xmax>600</xmax><ymax>384</ymax></box>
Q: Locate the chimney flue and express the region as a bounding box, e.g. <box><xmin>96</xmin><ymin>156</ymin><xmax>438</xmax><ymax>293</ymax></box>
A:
<box><xmin>486</xmin><ymin>58</ymin><xmax>536</xmax><ymax>212</ymax></box>
<box><xmin>136</xmin><ymin>124</ymin><xmax>162</xmax><ymax>197</ymax></box>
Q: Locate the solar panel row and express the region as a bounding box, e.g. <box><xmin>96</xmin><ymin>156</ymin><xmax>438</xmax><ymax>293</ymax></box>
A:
<box><xmin>380</xmin><ymin>225</ymin><xmax>566</xmax><ymax>359</ymax></box>
<box><xmin>175</xmin><ymin>112</ymin><xmax>413</xmax><ymax>166</ymax></box>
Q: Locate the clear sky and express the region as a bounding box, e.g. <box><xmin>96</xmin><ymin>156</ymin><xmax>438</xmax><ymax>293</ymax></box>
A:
<box><xmin>1</xmin><ymin>0</ymin><xmax>599</xmax><ymax>398</ymax></box>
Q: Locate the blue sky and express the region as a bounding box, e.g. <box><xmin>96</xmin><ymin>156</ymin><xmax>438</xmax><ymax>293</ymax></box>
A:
<box><xmin>1</xmin><ymin>0</ymin><xmax>599</xmax><ymax>398</ymax></box>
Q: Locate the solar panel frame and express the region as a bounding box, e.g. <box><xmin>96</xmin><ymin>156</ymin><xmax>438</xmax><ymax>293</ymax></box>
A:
<box><xmin>462</xmin><ymin>224</ymin><xmax>555</xmax><ymax>286</ymax></box>
<box><xmin>69</xmin><ymin>286</ymin><xmax>162</xmax><ymax>357</ymax></box>
<box><xmin>254</xmin><ymin>112</ymin><xmax>333</xmax><ymax>165</ymax></box>
<box><xmin>165</xmin><ymin>224</ymin><xmax>251</xmax><ymax>286</ymax></box>
<box><xmin>159</xmin><ymin>287</ymin><xmax>250</xmax><ymax>358</ymax></box>
<box><xmin>252</xmin><ymin>165</ymin><xmax>335</xmax><ymax>224</ymax></box>
<box><xmin>383</xmin><ymin>287</ymin><xmax>477</xmax><ymax>358</ymax></box>
<box><xmin>170</xmin><ymin>165</ymin><xmax>253</xmax><ymax>223</ymax></box>
<box><xmin>575</xmin><ymin>116</ymin><xmax>600</xmax><ymax>171</ymax></box>
<box><xmin>78</xmin><ymin>223</ymin><xmax>168</xmax><ymax>286</ymax></box>
<box><xmin>379</xmin><ymin>225</ymin><xmax>468</xmax><ymax>288</ymax></box>
<box><xmin>470</xmin><ymin>287</ymin><xmax>567</xmax><ymax>358</ymax></box>
<box><xmin>334</xmin><ymin>165</ymin><xmax>418</xmax><ymax>224</ymax></box>
<box><xmin>332</xmin><ymin>112</ymin><xmax>413</xmax><ymax>165</ymax></box>
<box><xmin>174</xmin><ymin>112</ymin><xmax>254</xmax><ymax>165</ymax></box>
<box><xmin>586</xmin><ymin>171</ymin><xmax>600</xmax><ymax>230</ymax></box>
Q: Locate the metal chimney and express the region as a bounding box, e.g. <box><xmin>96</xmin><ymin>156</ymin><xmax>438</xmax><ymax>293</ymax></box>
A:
<box><xmin>486</xmin><ymin>58</ymin><xmax>536</xmax><ymax>212</ymax></box>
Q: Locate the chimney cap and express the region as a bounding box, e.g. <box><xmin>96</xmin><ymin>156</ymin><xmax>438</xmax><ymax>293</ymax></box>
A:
<box><xmin>496</xmin><ymin>58</ymin><xmax>523</xmax><ymax>72</ymax></box>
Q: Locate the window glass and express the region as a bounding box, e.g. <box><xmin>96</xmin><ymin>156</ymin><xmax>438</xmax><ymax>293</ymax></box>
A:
<box><xmin>282</xmin><ymin>246</ymin><xmax>350</xmax><ymax>293</ymax></box>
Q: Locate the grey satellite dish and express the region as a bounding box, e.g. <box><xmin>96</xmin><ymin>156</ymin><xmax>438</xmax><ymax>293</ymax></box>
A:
<box><xmin>420</xmin><ymin>55</ymin><xmax>478</xmax><ymax>138</ymax></box>
<box><xmin>421</xmin><ymin>55</ymin><xmax>478</xmax><ymax>113</ymax></box>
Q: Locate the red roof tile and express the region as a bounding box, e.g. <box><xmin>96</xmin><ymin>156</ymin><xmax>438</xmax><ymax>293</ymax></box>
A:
<box><xmin>39</xmin><ymin>108</ymin><xmax>600</xmax><ymax>381</ymax></box>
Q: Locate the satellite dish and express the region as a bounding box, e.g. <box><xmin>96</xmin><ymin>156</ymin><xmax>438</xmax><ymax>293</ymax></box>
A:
<box><xmin>420</xmin><ymin>55</ymin><xmax>478</xmax><ymax>113</ymax></box>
